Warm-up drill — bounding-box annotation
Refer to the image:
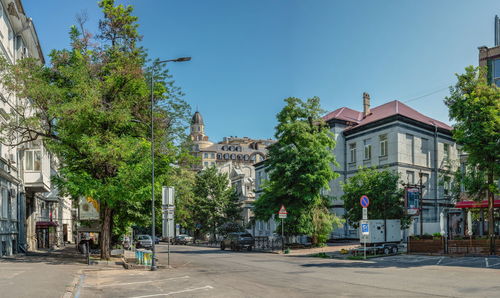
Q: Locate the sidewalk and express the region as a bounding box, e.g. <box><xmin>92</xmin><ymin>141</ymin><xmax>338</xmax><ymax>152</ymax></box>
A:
<box><xmin>0</xmin><ymin>244</ymin><xmax>87</xmax><ymax>298</ymax></box>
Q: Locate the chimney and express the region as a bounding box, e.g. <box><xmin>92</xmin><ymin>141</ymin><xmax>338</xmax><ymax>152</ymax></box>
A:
<box><xmin>363</xmin><ymin>92</ymin><xmax>371</xmax><ymax>117</ymax></box>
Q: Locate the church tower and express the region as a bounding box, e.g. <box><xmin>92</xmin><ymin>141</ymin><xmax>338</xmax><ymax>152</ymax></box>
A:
<box><xmin>190</xmin><ymin>111</ymin><xmax>213</xmax><ymax>149</ymax></box>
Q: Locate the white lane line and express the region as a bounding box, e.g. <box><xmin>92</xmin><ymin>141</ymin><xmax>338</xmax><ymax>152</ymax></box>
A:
<box><xmin>98</xmin><ymin>276</ymin><xmax>189</xmax><ymax>287</ymax></box>
<box><xmin>436</xmin><ymin>257</ymin><xmax>444</xmax><ymax>265</ymax></box>
<box><xmin>129</xmin><ymin>285</ymin><xmax>214</xmax><ymax>298</ymax></box>
<box><xmin>485</xmin><ymin>258</ymin><xmax>489</xmax><ymax>268</ymax></box>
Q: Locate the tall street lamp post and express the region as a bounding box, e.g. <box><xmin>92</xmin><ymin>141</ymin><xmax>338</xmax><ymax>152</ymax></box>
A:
<box><xmin>150</xmin><ymin>57</ymin><xmax>191</xmax><ymax>271</ymax></box>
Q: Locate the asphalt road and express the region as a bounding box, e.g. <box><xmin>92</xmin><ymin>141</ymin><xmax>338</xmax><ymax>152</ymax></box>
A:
<box><xmin>78</xmin><ymin>244</ymin><xmax>500</xmax><ymax>298</ymax></box>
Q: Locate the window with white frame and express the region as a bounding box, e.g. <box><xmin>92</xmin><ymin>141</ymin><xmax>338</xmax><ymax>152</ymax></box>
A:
<box><xmin>379</xmin><ymin>134</ymin><xmax>387</xmax><ymax>156</ymax></box>
<box><xmin>363</xmin><ymin>139</ymin><xmax>372</xmax><ymax>160</ymax></box>
<box><xmin>25</xmin><ymin>150</ymin><xmax>41</xmax><ymax>171</ymax></box>
<box><xmin>349</xmin><ymin>143</ymin><xmax>356</xmax><ymax>163</ymax></box>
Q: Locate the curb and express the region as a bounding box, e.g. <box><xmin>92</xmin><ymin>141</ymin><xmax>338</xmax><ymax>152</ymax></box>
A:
<box><xmin>62</xmin><ymin>269</ymin><xmax>83</xmax><ymax>298</ymax></box>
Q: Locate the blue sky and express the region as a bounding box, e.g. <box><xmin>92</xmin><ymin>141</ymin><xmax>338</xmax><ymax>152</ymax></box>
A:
<box><xmin>24</xmin><ymin>0</ymin><xmax>499</xmax><ymax>142</ymax></box>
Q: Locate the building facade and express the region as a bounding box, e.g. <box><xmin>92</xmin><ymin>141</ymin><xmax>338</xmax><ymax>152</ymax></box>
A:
<box><xmin>0</xmin><ymin>0</ymin><xmax>72</xmax><ymax>256</ymax></box>
<box><xmin>189</xmin><ymin>111</ymin><xmax>272</xmax><ymax>172</ymax></box>
<box><xmin>324</xmin><ymin>93</ymin><xmax>459</xmax><ymax>239</ymax></box>
<box><xmin>189</xmin><ymin>111</ymin><xmax>275</xmax><ymax>225</ymax></box>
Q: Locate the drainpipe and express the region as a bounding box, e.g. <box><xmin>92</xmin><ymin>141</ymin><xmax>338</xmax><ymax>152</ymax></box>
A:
<box><xmin>433</xmin><ymin>123</ymin><xmax>439</xmax><ymax>222</ymax></box>
<box><xmin>343</xmin><ymin>127</ymin><xmax>348</xmax><ymax>238</ymax></box>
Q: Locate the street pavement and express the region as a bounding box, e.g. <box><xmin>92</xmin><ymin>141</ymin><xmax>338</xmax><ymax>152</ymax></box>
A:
<box><xmin>77</xmin><ymin>244</ymin><xmax>500</xmax><ymax>298</ymax></box>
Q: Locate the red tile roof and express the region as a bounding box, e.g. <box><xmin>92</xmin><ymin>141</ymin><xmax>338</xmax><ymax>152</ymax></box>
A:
<box><xmin>323</xmin><ymin>100</ymin><xmax>452</xmax><ymax>131</ymax></box>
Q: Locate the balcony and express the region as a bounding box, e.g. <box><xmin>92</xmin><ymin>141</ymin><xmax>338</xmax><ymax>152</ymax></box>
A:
<box><xmin>22</xmin><ymin>143</ymin><xmax>51</xmax><ymax>193</ymax></box>
<box><xmin>24</xmin><ymin>171</ymin><xmax>50</xmax><ymax>193</ymax></box>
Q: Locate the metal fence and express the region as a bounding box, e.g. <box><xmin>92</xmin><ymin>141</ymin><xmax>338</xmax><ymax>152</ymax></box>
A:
<box><xmin>192</xmin><ymin>236</ymin><xmax>284</xmax><ymax>251</ymax></box>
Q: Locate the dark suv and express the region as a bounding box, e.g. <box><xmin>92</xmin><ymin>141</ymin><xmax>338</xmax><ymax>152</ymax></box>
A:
<box><xmin>221</xmin><ymin>232</ymin><xmax>255</xmax><ymax>251</ymax></box>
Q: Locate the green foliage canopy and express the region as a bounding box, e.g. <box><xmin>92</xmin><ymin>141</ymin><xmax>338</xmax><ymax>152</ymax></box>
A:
<box><xmin>341</xmin><ymin>168</ymin><xmax>408</xmax><ymax>228</ymax></box>
<box><xmin>253</xmin><ymin>97</ymin><xmax>342</xmax><ymax>244</ymax></box>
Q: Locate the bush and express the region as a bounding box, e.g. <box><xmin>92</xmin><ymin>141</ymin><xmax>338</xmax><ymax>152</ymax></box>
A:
<box><xmin>432</xmin><ymin>232</ymin><xmax>442</xmax><ymax>237</ymax></box>
<box><xmin>311</xmin><ymin>252</ymin><xmax>330</xmax><ymax>258</ymax></box>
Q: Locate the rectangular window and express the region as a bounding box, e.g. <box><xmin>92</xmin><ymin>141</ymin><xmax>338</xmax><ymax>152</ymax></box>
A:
<box><xmin>363</xmin><ymin>139</ymin><xmax>371</xmax><ymax>160</ymax></box>
<box><xmin>204</xmin><ymin>153</ymin><xmax>208</xmax><ymax>158</ymax></box>
<box><xmin>493</xmin><ymin>59</ymin><xmax>500</xmax><ymax>87</ymax></box>
<box><xmin>349</xmin><ymin>143</ymin><xmax>356</xmax><ymax>163</ymax></box>
<box><xmin>443</xmin><ymin>176</ymin><xmax>451</xmax><ymax>196</ymax></box>
<box><xmin>379</xmin><ymin>134</ymin><xmax>387</xmax><ymax>156</ymax></box>
<box><xmin>406</xmin><ymin>171</ymin><xmax>415</xmax><ymax>185</ymax></box>
<box><xmin>2</xmin><ymin>188</ymin><xmax>7</xmax><ymax>219</ymax></box>
<box><xmin>211</xmin><ymin>153</ymin><xmax>215</xmax><ymax>159</ymax></box>
<box><xmin>406</xmin><ymin>134</ymin><xmax>414</xmax><ymax>164</ymax></box>
<box><xmin>443</xmin><ymin>143</ymin><xmax>450</xmax><ymax>159</ymax></box>
<box><xmin>24</xmin><ymin>150</ymin><xmax>41</xmax><ymax>171</ymax></box>
<box><xmin>11</xmin><ymin>190</ymin><xmax>16</xmax><ymax>221</ymax></box>
<box><xmin>421</xmin><ymin>138</ymin><xmax>429</xmax><ymax>167</ymax></box>
<box><xmin>203</xmin><ymin>161</ymin><xmax>208</xmax><ymax>167</ymax></box>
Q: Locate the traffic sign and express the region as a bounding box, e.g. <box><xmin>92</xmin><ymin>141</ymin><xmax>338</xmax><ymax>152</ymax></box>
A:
<box><xmin>279</xmin><ymin>213</ymin><xmax>287</xmax><ymax>219</ymax></box>
<box><xmin>360</xmin><ymin>195</ymin><xmax>370</xmax><ymax>208</ymax></box>
<box><xmin>278</xmin><ymin>205</ymin><xmax>287</xmax><ymax>215</ymax></box>
<box><xmin>362</xmin><ymin>207</ymin><xmax>368</xmax><ymax>220</ymax></box>
<box><xmin>361</xmin><ymin>220</ymin><xmax>369</xmax><ymax>235</ymax></box>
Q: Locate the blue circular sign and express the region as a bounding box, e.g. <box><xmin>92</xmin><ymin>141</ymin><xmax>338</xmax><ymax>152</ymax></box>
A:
<box><xmin>360</xmin><ymin>195</ymin><xmax>370</xmax><ymax>208</ymax></box>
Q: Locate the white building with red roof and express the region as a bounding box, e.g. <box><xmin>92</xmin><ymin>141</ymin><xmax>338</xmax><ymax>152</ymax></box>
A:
<box><xmin>324</xmin><ymin>93</ymin><xmax>459</xmax><ymax>239</ymax></box>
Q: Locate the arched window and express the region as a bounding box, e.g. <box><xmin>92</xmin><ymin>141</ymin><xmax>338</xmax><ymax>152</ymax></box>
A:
<box><xmin>217</xmin><ymin>153</ymin><xmax>222</xmax><ymax>159</ymax></box>
<box><xmin>231</xmin><ymin>154</ymin><xmax>236</xmax><ymax>160</ymax></box>
<box><xmin>224</xmin><ymin>153</ymin><xmax>229</xmax><ymax>159</ymax></box>
<box><xmin>244</xmin><ymin>155</ymin><xmax>249</xmax><ymax>161</ymax></box>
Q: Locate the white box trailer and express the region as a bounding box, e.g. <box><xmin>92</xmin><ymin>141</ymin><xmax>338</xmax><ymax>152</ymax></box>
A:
<box><xmin>359</xmin><ymin>219</ymin><xmax>402</xmax><ymax>244</ymax></box>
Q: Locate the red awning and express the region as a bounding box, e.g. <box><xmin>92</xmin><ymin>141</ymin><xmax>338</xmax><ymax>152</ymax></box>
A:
<box><xmin>455</xmin><ymin>200</ymin><xmax>500</xmax><ymax>209</ymax></box>
<box><xmin>36</xmin><ymin>221</ymin><xmax>58</xmax><ymax>227</ymax></box>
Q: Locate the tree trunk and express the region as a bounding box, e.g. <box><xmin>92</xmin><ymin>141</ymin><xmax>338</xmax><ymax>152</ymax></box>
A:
<box><xmin>100</xmin><ymin>205</ymin><xmax>113</xmax><ymax>260</ymax></box>
<box><xmin>488</xmin><ymin>172</ymin><xmax>495</xmax><ymax>255</ymax></box>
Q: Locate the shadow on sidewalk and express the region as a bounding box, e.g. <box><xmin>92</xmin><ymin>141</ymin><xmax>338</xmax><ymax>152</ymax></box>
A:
<box><xmin>0</xmin><ymin>244</ymin><xmax>87</xmax><ymax>266</ymax></box>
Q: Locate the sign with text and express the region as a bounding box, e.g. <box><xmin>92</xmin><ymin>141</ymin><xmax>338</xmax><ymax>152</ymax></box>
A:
<box><xmin>278</xmin><ymin>205</ymin><xmax>287</xmax><ymax>219</ymax></box>
<box><xmin>362</xmin><ymin>208</ymin><xmax>368</xmax><ymax>220</ymax></box>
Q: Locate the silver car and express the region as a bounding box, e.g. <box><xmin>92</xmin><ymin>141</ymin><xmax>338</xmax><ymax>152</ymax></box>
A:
<box><xmin>135</xmin><ymin>235</ymin><xmax>153</xmax><ymax>249</ymax></box>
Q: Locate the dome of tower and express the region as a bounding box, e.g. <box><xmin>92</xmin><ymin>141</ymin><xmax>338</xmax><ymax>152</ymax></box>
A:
<box><xmin>191</xmin><ymin>111</ymin><xmax>204</xmax><ymax>125</ymax></box>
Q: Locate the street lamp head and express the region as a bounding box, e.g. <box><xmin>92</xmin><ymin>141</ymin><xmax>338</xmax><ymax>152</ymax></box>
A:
<box><xmin>173</xmin><ymin>57</ymin><xmax>191</xmax><ymax>62</ymax></box>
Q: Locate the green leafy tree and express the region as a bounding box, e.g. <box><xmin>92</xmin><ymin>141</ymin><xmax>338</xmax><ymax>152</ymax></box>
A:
<box><xmin>0</xmin><ymin>0</ymin><xmax>190</xmax><ymax>258</ymax></box>
<box><xmin>444</xmin><ymin>66</ymin><xmax>500</xmax><ymax>253</ymax></box>
<box><xmin>192</xmin><ymin>166</ymin><xmax>243</xmax><ymax>240</ymax></box>
<box><xmin>341</xmin><ymin>168</ymin><xmax>408</xmax><ymax>228</ymax></box>
<box><xmin>253</xmin><ymin>97</ymin><xmax>342</xmax><ymax>245</ymax></box>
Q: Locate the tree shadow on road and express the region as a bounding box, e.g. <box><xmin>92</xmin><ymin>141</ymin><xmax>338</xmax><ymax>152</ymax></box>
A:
<box><xmin>300</xmin><ymin>255</ymin><xmax>500</xmax><ymax>270</ymax></box>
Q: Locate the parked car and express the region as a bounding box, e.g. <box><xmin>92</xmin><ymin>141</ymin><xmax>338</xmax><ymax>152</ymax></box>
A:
<box><xmin>135</xmin><ymin>235</ymin><xmax>153</xmax><ymax>249</ymax></box>
<box><xmin>221</xmin><ymin>232</ymin><xmax>255</xmax><ymax>251</ymax></box>
<box><xmin>154</xmin><ymin>236</ymin><xmax>160</xmax><ymax>244</ymax></box>
<box><xmin>174</xmin><ymin>234</ymin><xmax>193</xmax><ymax>245</ymax></box>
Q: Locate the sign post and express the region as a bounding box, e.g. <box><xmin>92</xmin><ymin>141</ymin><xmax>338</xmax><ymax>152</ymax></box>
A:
<box><xmin>278</xmin><ymin>205</ymin><xmax>287</xmax><ymax>252</ymax></box>
<box><xmin>162</xmin><ymin>186</ymin><xmax>175</xmax><ymax>268</ymax></box>
<box><xmin>360</xmin><ymin>195</ymin><xmax>370</xmax><ymax>259</ymax></box>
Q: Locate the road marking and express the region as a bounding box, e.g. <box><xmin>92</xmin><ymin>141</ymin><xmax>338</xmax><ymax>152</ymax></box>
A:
<box><xmin>129</xmin><ymin>285</ymin><xmax>214</xmax><ymax>298</ymax></box>
<box><xmin>98</xmin><ymin>276</ymin><xmax>190</xmax><ymax>287</ymax></box>
<box><xmin>436</xmin><ymin>257</ymin><xmax>444</xmax><ymax>265</ymax></box>
<box><xmin>485</xmin><ymin>258</ymin><xmax>489</xmax><ymax>268</ymax></box>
